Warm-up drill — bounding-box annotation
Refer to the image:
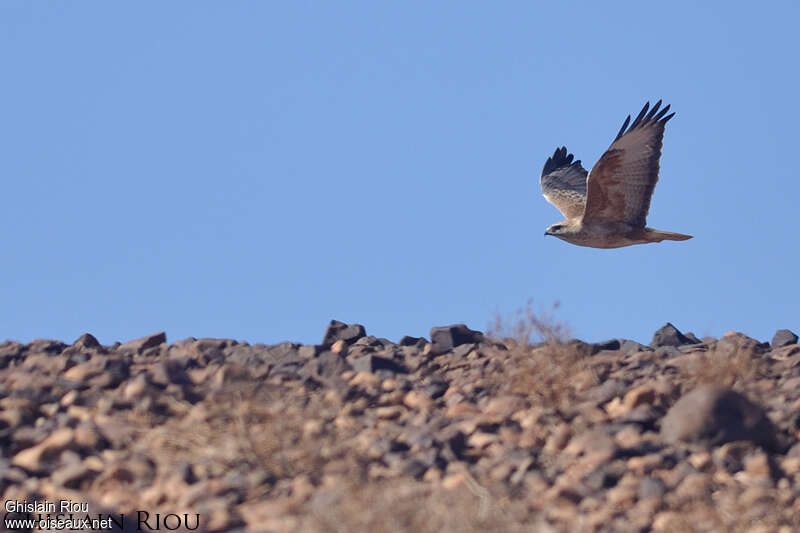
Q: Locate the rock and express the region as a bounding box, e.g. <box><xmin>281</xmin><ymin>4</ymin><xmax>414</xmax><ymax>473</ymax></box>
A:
<box><xmin>123</xmin><ymin>374</ymin><xmax>149</xmax><ymax>400</ymax></box>
<box><xmin>331</xmin><ymin>340</ymin><xmax>347</xmax><ymax>354</ymax></box>
<box><xmin>403</xmin><ymin>390</ymin><xmax>433</xmax><ymax>410</ymax></box>
<box><xmin>298</xmin><ymin>345</ymin><xmax>319</xmax><ymax>359</ymax></box>
<box><xmin>623</xmin><ymin>385</ymin><xmax>656</xmax><ymax>409</ymax></box>
<box><xmin>683</xmin><ymin>332</ymin><xmax>702</xmax><ymax>344</ymax></box>
<box><xmin>149</xmin><ymin>360</ymin><xmax>190</xmax><ymax>386</ymax></box>
<box><xmin>591</xmin><ymin>339</ymin><xmax>621</xmax><ymax>354</ymax></box>
<box><xmin>620</xmin><ymin>340</ymin><xmax>651</xmax><ymax>354</ymax></box>
<box><xmin>374</xmin><ymin>406</ymin><xmax>404</xmax><ymax>420</ymax></box>
<box><xmin>72</xmin><ymin>333</ymin><xmax>101</xmax><ymax>349</ymax></box>
<box><xmin>322</xmin><ymin>320</ymin><xmax>366</xmax><ymax>345</ymax></box>
<box><xmin>423</xmin><ymin>378</ymin><xmax>448</xmax><ymax>399</ymax></box>
<box><xmin>772</xmin><ymin>329</ymin><xmax>798</xmax><ymax>349</ymax></box>
<box><xmin>99</xmin><ymin>357</ymin><xmax>130</xmax><ymax>388</ymax></box>
<box><xmin>63</xmin><ymin>361</ymin><xmax>101</xmax><ymax>382</ymax></box>
<box><xmin>429</xmin><ymin>324</ymin><xmax>484</xmax><ymax>355</ymax></box>
<box><xmin>12</xmin><ymin>428</ymin><xmax>76</xmax><ymax>471</ymax></box>
<box><xmin>119</xmin><ymin>332</ymin><xmax>167</xmax><ymax>353</ymax></box>
<box><xmin>650</xmin><ymin>323</ymin><xmax>693</xmax><ymax>348</ymax></box>
<box><xmin>563</xmin><ymin>429</ymin><xmax>618</xmax><ymax>469</ymax></box>
<box><xmin>583</xmin><ymin>379</ymin><xmax>629</xmax><ymax>405</ymax></box>
<box><xmin>450</xmin><ymin>343</ymin><xmax>476</xmax><ymax>359</ymax></box>
<box><xmin>637</xmin><ymin>476</ymin><xmax>667</xmax><ymax>500</ymax></box>
<box><xmin>661</xmin><ymin>385</ymin><xmax>779</xmax><ymax>450</ymax></box>
<box><xmin>52</xmin><ymin>462</ymin><xmax>97</xmax><ymax>488</ymax></box>
<box><xmin>350</xmin><ymin>354</ymin><xmax>407</xmax><ymax>375</ymax></box>
<box><xmin>484</xmin><ymin>395</ymin><xmax>523</xmax><ymax>418</ymax></box>
<box><xmin>303</xmin><ymin>351</ymin><xmax>351</xmax><ymax>380</ymax></box>
<box><xmin>27</xmin><ymin>339</ymin><xmax>67</xmax><ymax>354</ymax></box>
<box><xmin>398</xmin><ymin>336</ymin><xmax>426</xmax><ymax>347</ymax></box>
<box><xmin>717</xmin><ymin>332</ymin><xmax>770</xmax><ymax>355</ymax></box>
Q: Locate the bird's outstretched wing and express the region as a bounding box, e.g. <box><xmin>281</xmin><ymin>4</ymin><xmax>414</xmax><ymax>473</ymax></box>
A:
<box><xmin>540</xmin><ymin>146</ymin><xmax>588</xmax><ymax>221</ymax></box>
<box><xmin>583</xmin><ymin>100</ymin><xmax>675</xmax><ymax>227</ymax></box>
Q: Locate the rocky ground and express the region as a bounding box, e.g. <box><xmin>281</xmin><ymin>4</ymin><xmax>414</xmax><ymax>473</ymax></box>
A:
<box><xmin>2</xmin><ymin>318</ymin><xmax>800</xmax><ymax>532</ymax></box>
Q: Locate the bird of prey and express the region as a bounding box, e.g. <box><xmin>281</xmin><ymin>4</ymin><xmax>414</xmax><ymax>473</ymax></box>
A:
<box><xmin>541</xmin><ymin>100</ymin><xmax>692</xmax><ymax>248</ymax></box>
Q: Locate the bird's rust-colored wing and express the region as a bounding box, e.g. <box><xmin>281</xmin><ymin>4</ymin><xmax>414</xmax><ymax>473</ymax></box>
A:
<box><xmin>583</xmin><ymin>101</ymin><xmax>675</xmax><ymax>227</ymax></box>
<box><xmin>540</xmin><ymin>146</ymin><xmax>588</xmax><ymax>221</ymax></box>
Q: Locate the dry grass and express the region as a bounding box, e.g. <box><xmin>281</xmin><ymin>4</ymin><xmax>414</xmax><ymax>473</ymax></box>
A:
<box><xmin>487</xmin><ymin>299</ymin><xmax>570</xmax><ymax>346</ymax></box>
<box><xmin>487</xmin><ymin>300</ymin><xmax>595</xmax><ymax>409</ymax></box>
<box><xmin>681</xmin><ymin>344</ymin><xmax>765</xmax><ymax>390</ymax></box>
<box><xmin>303</xmin><ymin>481</ymin><xmax>532</xmax><ymax>533</ymax></box>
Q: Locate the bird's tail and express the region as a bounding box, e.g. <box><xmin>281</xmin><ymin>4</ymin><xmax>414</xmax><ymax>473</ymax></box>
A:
<box><xmin>645</xmin><ymin>228</ymin><xmax>693</xmax><ymax>242</ymax></box>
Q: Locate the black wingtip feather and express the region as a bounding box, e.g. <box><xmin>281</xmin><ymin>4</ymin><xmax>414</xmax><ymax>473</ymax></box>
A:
<box><xmin>653</xmin><ymin>104</ymin><xmax>671</xmax><ymax>122</ymax></box>
<box><xmin>615</xmin><ymin>100</ymin><xmax>676</xmax><ymax>140</ymax></box>
<box><xmin>542</xmin><ymin>146</ymin><xmax>581</xmax><ymax>176</ymax></box>
<box><xmin>614</xmin><ymin>115</ymin><xmax>631</xmax><ymax>141</ymax></box>
<box><xmin>631</xmin><ymin>102</ymin><xmax>650</xmax><ymax>128</ymax></box>
<box><xmin>644</xmin><ymin>100</ymin><xmax>662</xmax><ymax>121</ymax></box>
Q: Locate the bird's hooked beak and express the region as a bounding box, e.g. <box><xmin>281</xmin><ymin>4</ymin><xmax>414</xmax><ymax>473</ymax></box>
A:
<box><xmin>544</xmin><ymin>229</ymin><xmax>551</xmax><ymax>236</ymax></box>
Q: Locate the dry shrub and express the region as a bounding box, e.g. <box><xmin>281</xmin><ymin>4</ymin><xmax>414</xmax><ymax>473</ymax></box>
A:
<box><xmin>303</xmin><ymin>480</ymin><xmax>531</xmax><ymax>533</ymax></box>
<box><xmin>658</xmin><ymin>484</ymin><xmax>800</xmax><ymax>533</ymax></box>
<box><xmin>682</xmin><ymin>344</ymin><xmax>764</xmax><ymax>390</ymax></box>
<box><xmin>138</xmin><ymin>378</ymin><xmax>366</xmax><ymax>500</ymax></box>
<box><xmin>487</xmin><ymin>300</ymin><xmax>594</xmax><ymax>408</ymax></box>
<box><xmin>487</xmin><ymin>299</ymin><xmax>570</xmax><ymax>346</ymax></box>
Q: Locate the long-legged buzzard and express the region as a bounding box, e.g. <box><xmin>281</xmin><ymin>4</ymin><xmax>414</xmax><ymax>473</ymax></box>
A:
<box><xmin>541</xmin><ymin>101</ymin><xmax>692</xmax><ymax>248</ymax></box>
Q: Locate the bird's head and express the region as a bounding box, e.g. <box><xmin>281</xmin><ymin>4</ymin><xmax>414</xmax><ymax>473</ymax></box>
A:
<box><xmin>544</xmin><ymin>223</ymin><xmax>568</xmax><ymax>237</ymax></box>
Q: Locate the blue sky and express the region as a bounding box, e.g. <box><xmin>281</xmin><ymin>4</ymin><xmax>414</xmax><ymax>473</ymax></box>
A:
<box><xmin>2</xmin><ymin>2</ymin><xmax>798</xmax><ymax>346</ymax></box>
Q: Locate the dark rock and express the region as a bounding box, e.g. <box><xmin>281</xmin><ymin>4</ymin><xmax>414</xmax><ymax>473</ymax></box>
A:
<box><xmin>590</xmin><ymin>339</ymin><xmax>621</xmax><ymax>354</ymax></box>
<box><xmin>304</xmin><ymin>351</ymin><xmax>351</xmax><ymax>380</ymax></box>
<box><xmin>350</xmin><ymin>355</ymin><xmax>407</xmax><ymax>375</ymax></box>
<box><xmin>179</xmin><ymin>463</ymin><xmax>198</xmax><ymax>484</ymax></box>
<box><xmin>73</xmin><ymin>333</ymin><xmax>101</xmax><ymax>349</ymax></box>
<box><xmin>0</xmin><ymin>342</ymin><xmax>24</xmax><ymax>368</ymax></box>
<box><xmin>582</xmin><ymin>378</ymin><xmax>629</xmax><ymax>405</ymax></box>
<box><xmin>422</xmin><ymin>378</ymin><xmax>449</xmax><ymax>400</ymax></box>
<box><xmin>650</xmin><ymin>323</ymin><xmax>693</xmax><ymax>348</ymax></box>
<box><xmin>772</xmin><ymin>329</ymin><xmax>799</xmax><ymax>349</ymax></box>
<box><xmin>620</xmin><ymin>340</ymin><xmax>651</xmax><ymax>354</ymax></box>
<box><xmin>27</xmin><ymin>339</ymin><xmax>67</xmax><ymax>354</ymax></box>
<box><xmin>654</xmin><ymin>346</ymin><xmax>680</xmax><ymax>358</ymax></box>
<box><xmin>89</xmin><ymin>357</ymin><xmax>131</xmax><ymax>389</ymax></box>
<box><xmin>272</xmin><ymin>356</ymin><xmax>306</xmax><ymax>377</ymax></box>
<box><xmin>617</xmin><ymin>405</ymin><xmax>660</xmax><ymax>427</ymax></box>
<box><xmin>268</xmin><ymin>342</ymin><xmax>300</xmax><ymax>360</ymax></box>
<box><xmin>583</xmin><ymin>465</ymin><xmax>622</xmax><ymax>491</ymax></box>
<box><xmin>120</xmin><ymin>332</ymin><xmax>167</xmax><ymax>354</ymax></box>
<box><xmin>661</xmin><ymin>385</ymin><xmax>779</xmax><ymax>450</ymax></box>
<box><xmin>399</xmin><ymin>336</ymin><xmax>426</xmax><ymax>347</ymax></box>
<box><xmin>450</xmin><ymin>343</ymin><xmax>476</xmax><ymax>359</ymax></box>
<box><xmin>225</xmin><ymin>345</ymin><xmax>268</xmax><ymax>367</ymax></box>
<box><xmin>150</xmin><ymin>360</ymin><xmax>190</xmax><ymax>386</ymax></box>
<box><xmin>786</xmin><ymin>441</ymin><xmax>800</xmax><ymax>458</ymax></box>
<box><xmin>684</xmin><ymin>332</ymin><xmax>702</xmax><ymax>344</ymax></box>
<box><xmin>298</xmin><ymin>345</ymin><xmax>319</xmax><ymax>359</ymax></box>
<box><xmin>429</xmin><ymin>324</ymin><xmax>484</xmax><ymax>355</ymax></box>
<box><xmin>322</xmin><ymin>320</ymin><xmax>366</xmax><ymax>345</ymax></box>
<box><xmin>354</xmin><ymin>336</ymin><xmax>380</xmax><ymax>347</ymax></box>
<box><xmin>566</xmin><ymin>339</ymin><xmax>593</xmax><ymax>356</ymax></box>
<box><xmin>717</xmin><ymin>332</ymin><xmax>770</xmax><ymax>356</ymax></box>
<box><xmin>403</xmin><ymin>459</ymin><xmax>429</xmax><ymax>480</ymax></box>
<box><xmin>712</xmin><ymin>441</ymin><xmax>753</xmax><ymax>473</ymax></box>
<box><xmin>638</xmin><ymin>476</ymin><xmax>667</xmax><ymax>500</ymax></box>
<box><xmin>52</xmin><ymin>462</ymin><xmax>97</xmax><ymax>489</ymax></box>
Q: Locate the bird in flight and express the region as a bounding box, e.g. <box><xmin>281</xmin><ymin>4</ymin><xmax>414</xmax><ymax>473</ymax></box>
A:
<box><xmin>541</xmin><ymin>100</ymin><xmax>692</xmax><ymax>248</ymax></box>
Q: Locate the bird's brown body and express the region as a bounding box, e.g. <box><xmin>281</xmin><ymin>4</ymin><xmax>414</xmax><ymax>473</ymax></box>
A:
<box><xmin>540</xmin><ymin>101</ymin><xmax>692</xmax><ymax>249</ymax></box>
<box><xmin>546</xmin><ymin>222</ymin><xmax>692</xmax><ymax>249</ymax></box>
